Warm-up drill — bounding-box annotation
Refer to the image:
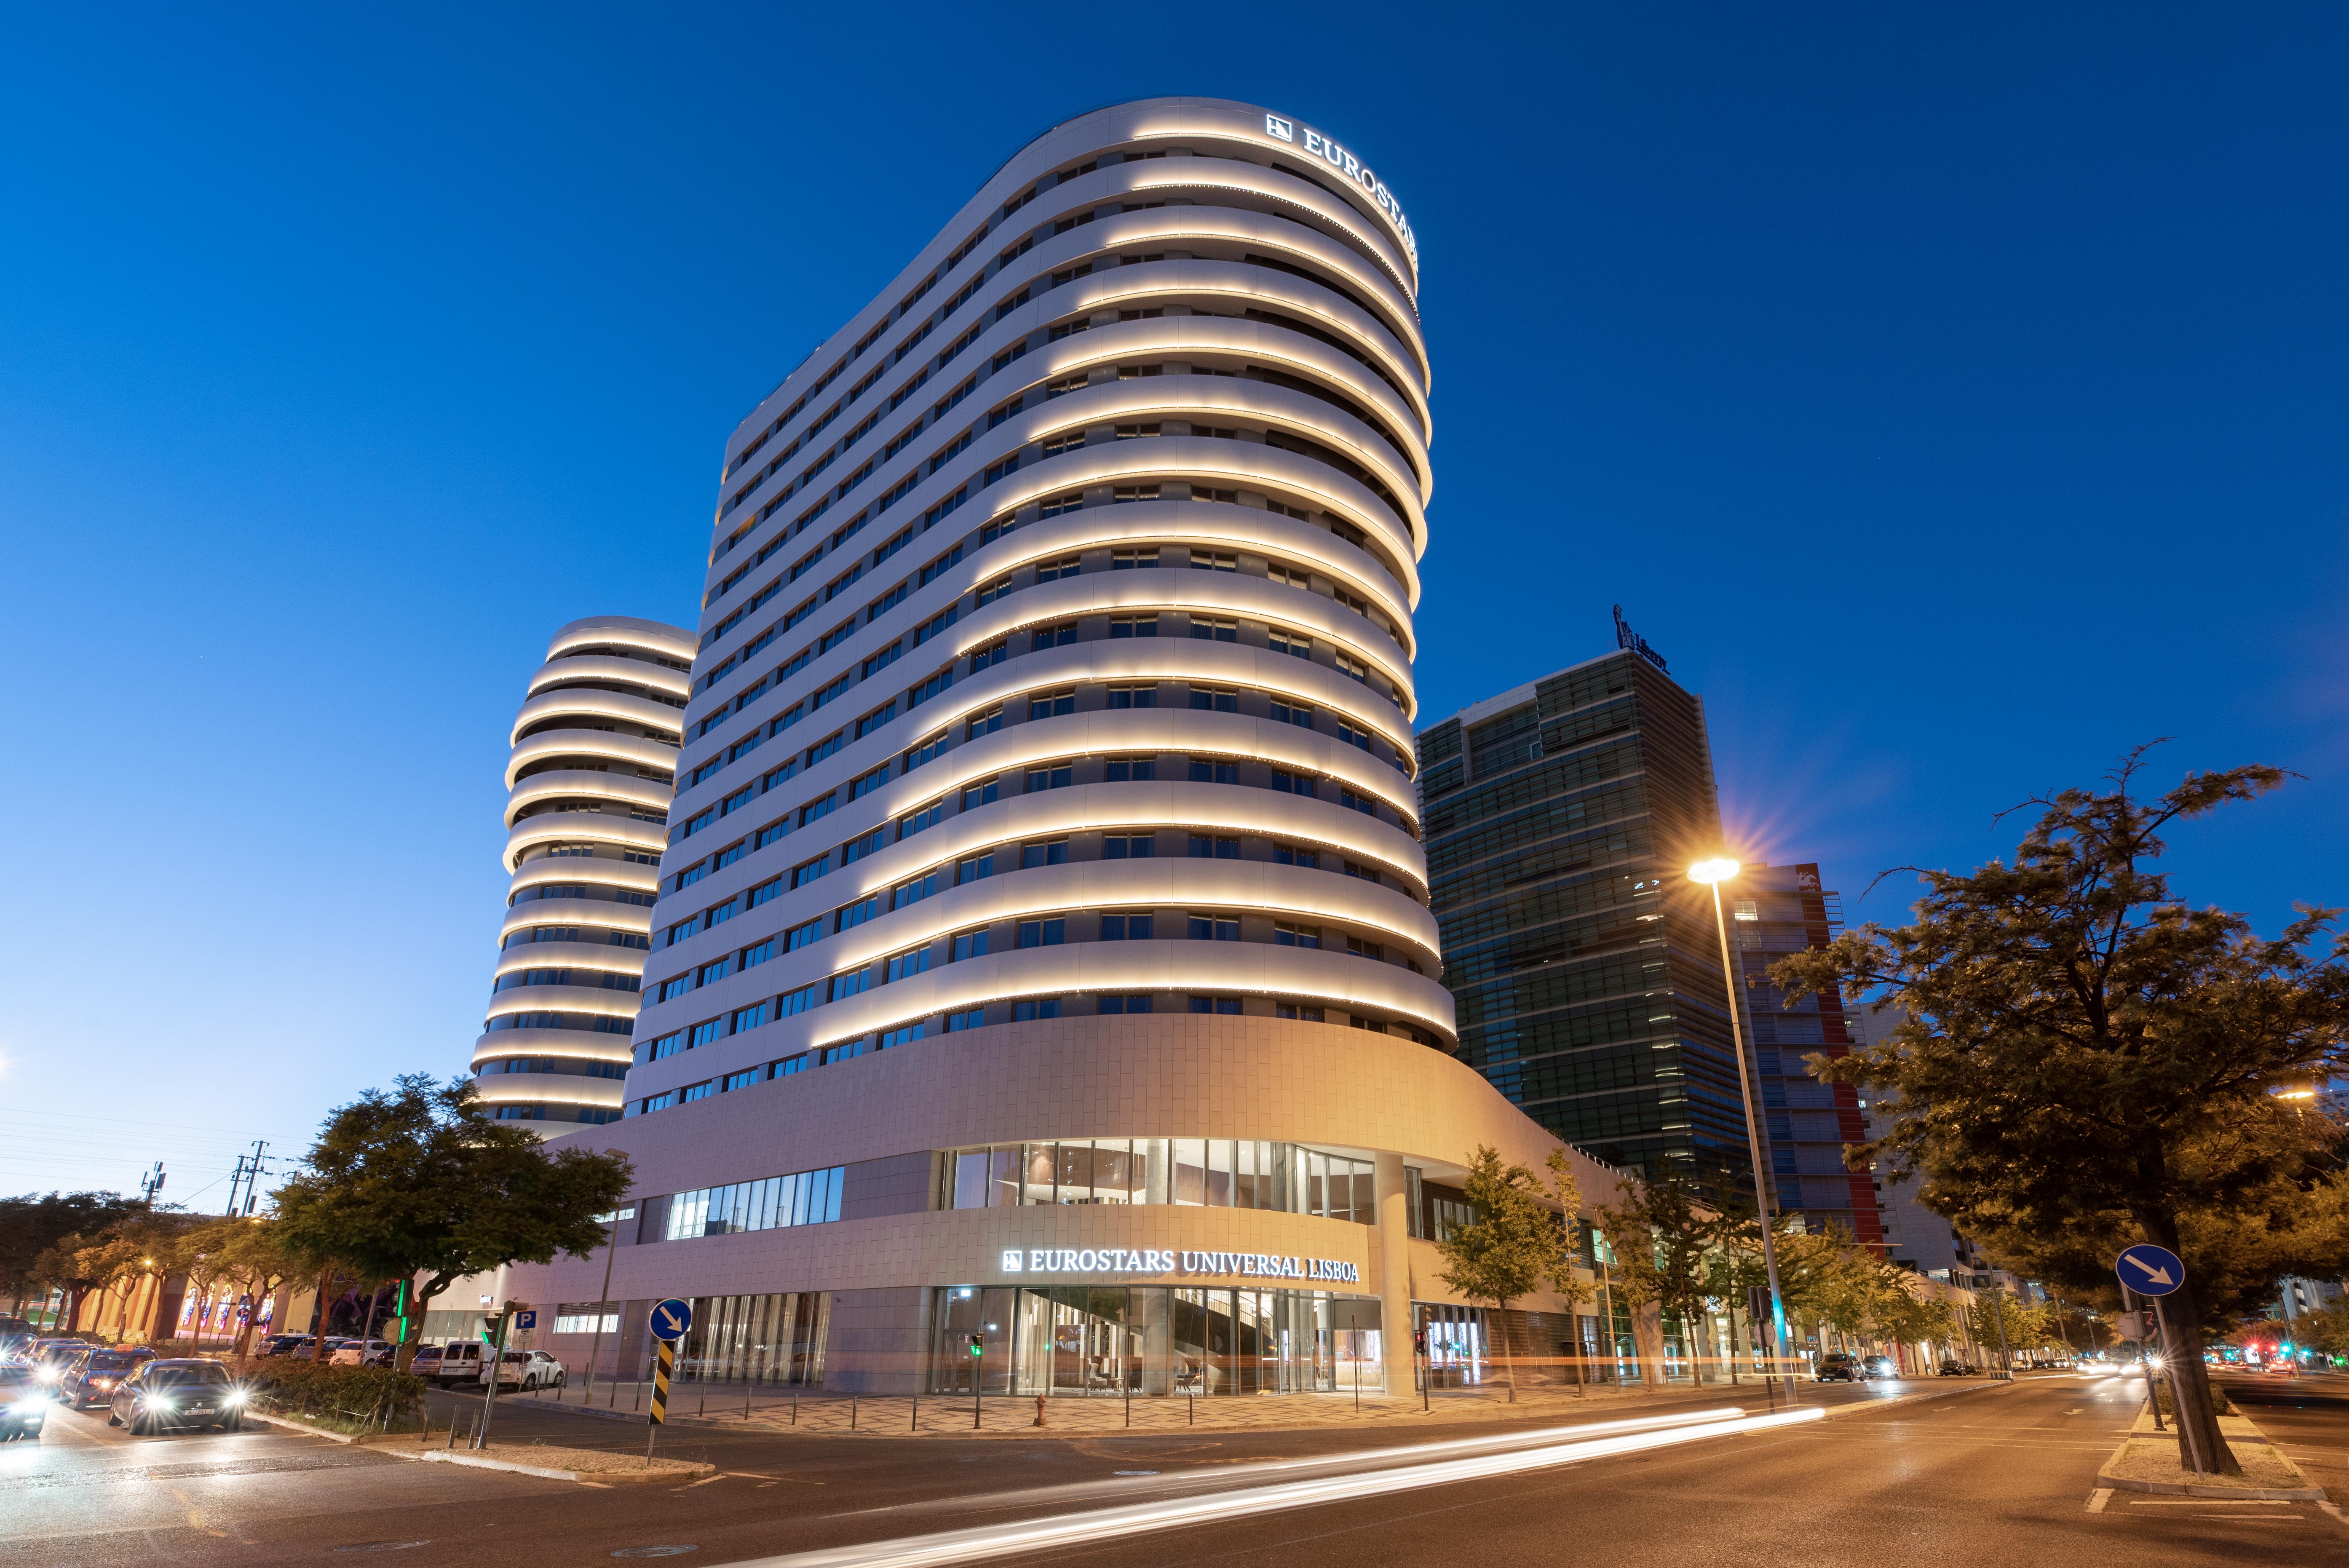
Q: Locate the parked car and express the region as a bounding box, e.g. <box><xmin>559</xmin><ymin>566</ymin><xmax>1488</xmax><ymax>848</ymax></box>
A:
<box><xmin>1861</xmin><ymin>1354</ymin><xmax>1899</xmax><ymax>1380</ymax></box>
<box><xmin>107</xmin><ymin>1359</ymin><xmax>245</xmax><ymax>1435</ymax></box>
<box><xmin>61</xmin><ymin>1347</ymin><xmax>154</xmax><ymax>1407</ymax></box>
<box><xmin>254</xmin><ymin>1335</ymin><xmax>316</xmax><ymax>1359</ymax></box>
<box><xmin>0</xmin><ymin>1365</ymin><xmax>48</xmax><ymax>1441</ymax></box>
<box><xmin>1816</xmin><ymin>1353</ymin><xmax>1865</xmax><ymax>1383</ymax></box>
<box><xmin>1938</xmin><ymin>1358</ymin><xmax>1976</xmax><ymax>1377</ymax></box>
<box><xmin>328</xmin><ymin>1339</ymin><xmax>391</xmax><ymax>1367</ymax></box>
<box><xmin>485</xmin><ymin>1349</ymin><xmax>567</xmax><ymax>1391</ymax></box>
<box><xmin>0</xmin><ymin>1316</ymin><xmax>35</xmax><ymax>1360</ymax></box>
<box><xmin>423</xmin><ymin>1341</ymin><xmax>486</xmax><ymax>1387</ymax></box>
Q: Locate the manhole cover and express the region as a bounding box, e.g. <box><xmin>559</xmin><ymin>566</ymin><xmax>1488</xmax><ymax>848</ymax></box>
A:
<box><xmin>612</xmin><ymin>1550</ymin><xmax>698</xmax><ymax>1560</ymax></box>
<box><xmin>335</xmin><ymin>1544</ymin><xmax>430</xmax><ymax>1554</ymax></box>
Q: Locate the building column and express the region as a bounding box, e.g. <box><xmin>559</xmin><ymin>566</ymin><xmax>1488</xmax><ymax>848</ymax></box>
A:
<box><xmin>1374</xmin><ymin>1153</ymin><xmax>1414</xmax><ymax>1399</ymax></box>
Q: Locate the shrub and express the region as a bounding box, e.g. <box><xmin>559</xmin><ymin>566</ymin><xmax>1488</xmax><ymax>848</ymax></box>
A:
<box><xmin>244</xmin><ymin>1359</ymin><xmax>425</xmax><ymax>1432</ymax></box>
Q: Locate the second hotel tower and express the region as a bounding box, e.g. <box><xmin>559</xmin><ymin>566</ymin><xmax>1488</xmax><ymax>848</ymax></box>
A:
<box><xmin>509</xmin><ymin>97</ymin><xmax>1604</xmax><ymax>1399</ymax></box>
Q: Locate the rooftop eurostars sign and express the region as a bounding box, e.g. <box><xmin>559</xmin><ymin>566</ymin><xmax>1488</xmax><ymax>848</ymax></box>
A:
<box><xmin>1259</xmin><ymin>113</ymin><xmax>1418</xmax><ymax>273</ymax></box>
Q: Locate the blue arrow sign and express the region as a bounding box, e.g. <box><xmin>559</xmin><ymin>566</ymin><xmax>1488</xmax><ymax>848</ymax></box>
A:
<box><xmin>2115</xmin><ymin>1244</ymin><xmax>2186</xmax><ymax>1298</ymax></box>
<box><xmin>648</xmin><ymin>1298</ymin><xmax>693</xmax><ymax>1342</ymax></box>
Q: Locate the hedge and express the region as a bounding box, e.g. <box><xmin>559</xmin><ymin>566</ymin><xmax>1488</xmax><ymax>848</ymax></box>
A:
<box><xmin>243</xmin><ymin>1359</ymin><xmax>426</xmax><ymax>1431</ymax></box>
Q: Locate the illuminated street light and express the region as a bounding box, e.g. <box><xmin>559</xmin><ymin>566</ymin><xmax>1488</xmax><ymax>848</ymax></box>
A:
<box><xmin>1689</xmin><ymin>856</ymin><xmax>1796</xmax><ymax>1400</ymax></box>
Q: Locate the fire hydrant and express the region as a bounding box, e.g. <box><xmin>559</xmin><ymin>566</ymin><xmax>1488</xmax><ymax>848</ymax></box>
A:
<box><xmin>1032</xmin><ymin>1394</ymin><xmax>1048</xmax><ymax>1428</ymax></box>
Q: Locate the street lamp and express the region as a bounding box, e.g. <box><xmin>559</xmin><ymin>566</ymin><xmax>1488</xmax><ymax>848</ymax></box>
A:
<box><xmin>1690</xmin><ymin>857</ymin><xmax>1797</xmax><ymax>1402</ymax></box>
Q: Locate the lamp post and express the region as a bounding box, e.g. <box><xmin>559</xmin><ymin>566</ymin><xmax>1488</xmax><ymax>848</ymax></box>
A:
<box><xmin>1689</xmin><ymin>858</ymin><xmax>1797</xmax><ymax>1404</ymax></box>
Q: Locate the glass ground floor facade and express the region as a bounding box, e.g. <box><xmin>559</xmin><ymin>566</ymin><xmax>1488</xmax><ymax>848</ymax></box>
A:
<box><xmin>928</xmin><ymin>1285</ymin><xmax>1384</xmax><ymax>1397</ymax></box>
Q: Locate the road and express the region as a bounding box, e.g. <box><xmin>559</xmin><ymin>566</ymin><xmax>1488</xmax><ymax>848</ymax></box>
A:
<box><xmin>3</xmin><ymin>1373</ymin><xmax>2343</xmax><ymax>1568</ymax></box>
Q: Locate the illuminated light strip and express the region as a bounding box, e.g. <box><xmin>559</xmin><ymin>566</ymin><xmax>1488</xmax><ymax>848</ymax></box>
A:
<box><xmin>731</xmin><ymin>1407</ymin><xmax>1825</xmax><ymax>1568</ymax></box>
<box><xmin>525</xmin><ymin>655</ymin><xmax>691</xmax><ymax>701</ymax></box>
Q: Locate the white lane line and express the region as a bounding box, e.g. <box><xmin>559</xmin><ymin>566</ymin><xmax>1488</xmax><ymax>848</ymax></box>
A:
<box><xmin>2086</xmin><ymin>1489</ymin><xmax>2111</xmax><ymax>1513</ymax></box>
<box><xmin>728</xmin><ymin>1408</ymin><xmax>1827</xmax><ymax>1568</ymax></box>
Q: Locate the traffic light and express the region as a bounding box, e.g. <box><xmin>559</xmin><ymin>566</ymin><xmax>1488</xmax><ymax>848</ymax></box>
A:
<box><xmin>388</xmin><ymin>1281</ymin><xmax>410</xmax><ymax>1346</ymax></box>
<box><xmin>967</xmin><ymin>1334</ymin><xmax>983</xmax><ymax>1358</ymax></box>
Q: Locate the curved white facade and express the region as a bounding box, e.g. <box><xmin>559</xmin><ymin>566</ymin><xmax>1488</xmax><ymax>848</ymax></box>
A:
<box><xmin>627</xmin><ymin>97</ymin><xmax>1443</xmax><ymax>1097</ymax></box>
<box><xmin>470</xmin><ymin>615</ymin><xmax>693</xmax><ymax>1126</ymax></box>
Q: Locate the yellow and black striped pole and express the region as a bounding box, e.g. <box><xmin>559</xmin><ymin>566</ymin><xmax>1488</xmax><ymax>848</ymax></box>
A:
<box><xmin>644</xmin><ymin>1339</ymin><xmax>675</xmax><ymax>1466</ymax></box>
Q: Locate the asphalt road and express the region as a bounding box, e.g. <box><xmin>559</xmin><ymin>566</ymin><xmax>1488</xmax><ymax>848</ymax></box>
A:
<box><xmin>4</xmin><ymin>1373</ymin><xmax>2343</xmax><ymax>1568</ymax></box>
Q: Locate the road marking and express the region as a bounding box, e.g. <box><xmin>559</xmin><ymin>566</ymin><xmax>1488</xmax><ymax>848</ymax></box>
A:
<box><xmin>2319</xmin><ymin>1501</ymin><xmax>2349</xmax><ymax>1531</ymax></box>
<box><xmin>2086</xmin><ymin>1489</ymin><xmax>2111</xmax><ymax>1513</ymax></box>
<box><xmin>2127</xmin><ymin>1499</ymin><xmax>2296</xmax><ymax>1506</ymax></box>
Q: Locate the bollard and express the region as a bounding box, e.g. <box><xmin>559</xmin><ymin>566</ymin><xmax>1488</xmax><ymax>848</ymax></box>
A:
<box><xmin>1188</xmin><ymin>1391</ymin><xmax>1195</xmax><ymax>1426</ymax></box>
<box><xmin>792</xmin><ymin>1393</ymin><xmax>798</xmax><ymax>1425</ymax></box>
<box><xmin>609</xmin><ymin>1376</ymin><xmax>618</xmax><ymax>1409</ymax></box>
<box><xmin>445</xmin><ymin>1415</ymin><xmax>458</xmax><ymax>1450</ymax></box>
<box><xmin>634</xmin><ymin>1382</ymin><xmax>642</xmax><ymax>1412</ymax></box>
<box><xmin>1032</xmin><ymin>1394</ymin><xmax>1047</xmax><ymax>1429</ymax></box>
<box><xmin>910</xmin><ymin>1394</ymin><xmax>918</xmax><ymax>1432</ymax></box>
<box><xmin>698</xmin><ymin>1387</ymin><xmax>706</xmax><ymax>1419</ymax></box>
<box><xmin>851</xmin><ymin>1394</ymin><xmax>857</xmax><ymax>1430</ymax></box>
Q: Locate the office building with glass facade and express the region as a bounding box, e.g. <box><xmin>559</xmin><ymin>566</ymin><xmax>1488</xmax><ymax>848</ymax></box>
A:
<box><xmin>497</xmin><ymin>97</ymin><xmax>1611</xmax><ymax>1398</ymax></box>
<box><xmin>1417</xmin><ymin>626</ymin><xmax>1755</xmax><ymax>1184</ymax></box>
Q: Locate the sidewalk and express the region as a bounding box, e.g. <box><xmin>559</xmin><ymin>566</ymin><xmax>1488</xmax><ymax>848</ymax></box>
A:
<box><xmin>489</xmin><ymin>1371</ymin><xmax>2014</xmax><ymax>1440</ymax></box>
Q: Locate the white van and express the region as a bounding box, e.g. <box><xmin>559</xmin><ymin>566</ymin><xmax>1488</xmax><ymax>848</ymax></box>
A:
<box><xmin>415</xmin><ymin>1341</ymin><xmax>486</xmax><ymax>1387</ymax></box>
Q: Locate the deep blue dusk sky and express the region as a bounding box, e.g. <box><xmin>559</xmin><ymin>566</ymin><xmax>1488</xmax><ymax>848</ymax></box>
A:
<box><xmin>4</xmin><ymin>5</ymin><xmax>2343</xmax><ymax>1199</ymax></box>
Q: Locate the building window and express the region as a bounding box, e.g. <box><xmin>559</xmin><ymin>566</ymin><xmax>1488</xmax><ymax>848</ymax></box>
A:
<box><xmin>1187</xmin><ymin>915</ymin><xmax>1240</xmax><ymax>941</ymax></box>
<box><xmin>1189</xmin><ymin>758</ymin><xmax>1239</xmax><ymax>784</ymax></box>
<box><xmin>1191</xmin><ymin>551</ymin><xmax>1237</xmax><ymax>573</ymax></box>
<box><xmin>1018</xmin><ymin>919</ymin><xmax>1065</xmax><ymax>949</ymax></box>
<box><xmin>1188</xmin><ymin>996</ymin><xmax>1243</xmax><ymax>1015</ymax></box>
<box><xmin>1276</xmin><ymin>1003</ymin><xmax>1326</xmax><ymax>1022</ymax></box>
<box><xmin>1101</xmin><ymin>912</ymin><xmax>1153</xmax><ymax>940</ymax></box>
<box><xmin>957</xmin><ymin>852</ymin><xmax>995</xmax><ymax>883</ymax></box>
<box><xmin>1013</xmin><ymin>997</ymin><xmax>1063</xmax><ymax>1021</ymax></box>
<box><xmin>1275</xmin><ymin>923</ymin><xmax>1322</xmax><ymax>948</ymax></box>
<box><xmin>1029</xmin><ymin>688</ymin><xmax>1075</xmax><ymax>720</ymax></box>
<box><xmin>1189</xmin><ymin>835</ymin><xmax>1240</xmax><ymax>860</ymax></box>
<box><xmin>1107</xmin><ymin>684</ymin><xmax>1156</xmax><ymax>709</ymax></box>
<box><xmin>1024</xmin><ymin>763</ymin><xmax>1073</xmax><ymax>792</ymax></box>
<box><xmin>1270</xmin><ymin>700</ymin><xmax>1314</xmax><ymax>726</ymax></box>
<box><xmin>1275</xmin><ymin>845</ymin><xmax>1319</xmax><ymax>869</ymax></box>
<box><xmin>961</xmin><ymin>779</ymin><xmax>999</xmax><ymax>810</ymax></box>
<box><xmin>1103</xmin><ymin>832</ymin><xmax>1155</xmax><ymax>859</ymax></box>
<box><xmin>886</xmin><ymin>947</ymin><xmax>932</xmax><ymax>982</ymax></box>
<box><xmin>1020</xmin><ymin>840</ymin><xmax>1068</xmax><ymax>869</ymax></box>
<box><xmin>1110</xmin><ymin>614</ymin><xmax>1158</xmax><ymax>638</ymax></box>
<box><xmin>945</xmin><ymin>1007</ymin><xmax>986</xmax><ymax>1031</ymax></box>
<box><xmin>1032</xmin><ymin>620</ymin><xmax>1077</xmax><ymax>650</ymax></box>
<box><xmin>1098</xmin><ymin>994</ymin><xmax>1153</xmax><ymax>1015</ymax></box>
<box><xmin>1189</xmin><ymin>615</ymin><xmax>1238</xmax><ymax>642</ymax></box>
<box><xmin>952</xmin><ymin>928</ymin><xmax>990</xmax><ymax>961</ymax></box>
<box><xmin>1103</xmin><ymin>757</ymin><xmax>1155</xmax><ymax>782</ymax></box>
<box><xmin>1189</xmin><ymin>686</ymin><xmax>1239</xmax><ymax>713</ymax></box>
<box><xmin>1112</xmin><ymin>547</ymin><xmax>1160</xmax><ymax>570</ymax></box>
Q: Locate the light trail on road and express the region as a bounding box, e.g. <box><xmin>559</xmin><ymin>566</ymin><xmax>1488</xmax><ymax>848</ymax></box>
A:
<box><xmin>737</xmin><ymin>1405</ymin><xmax>1827</xmax><ymax>1568</ymax></box>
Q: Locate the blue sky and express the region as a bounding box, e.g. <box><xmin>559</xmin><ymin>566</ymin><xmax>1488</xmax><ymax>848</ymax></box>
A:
<box><xmin>3</xmin><ymin>5</ymin><xmax>2343</xmax><ymax>1201</ymax></box>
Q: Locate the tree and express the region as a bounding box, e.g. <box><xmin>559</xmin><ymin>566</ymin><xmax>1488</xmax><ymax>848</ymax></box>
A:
<box><xmin>0</xmin><ymin>1192</ymin><xmax>147</xmax><ymax>1321</ymax></box>
<box><xmin>1772</xmin><ymin>748</ymin><xmax>2349</xmax><ymax>1475</ymax></box>
<box><xmin>1434</xmin><ymin>1146</ymin><xmax>1570</xmax><ymax>1401</ymax></box>
<box><xmin>272</xmin><ymin>1075</ymin><xmax>631</xmax><ymax>1370</ymax></box>
<box><xmin>1593</xmin><ymin>1173</ymin><xmax>1716</xmax><ymax>1381</ymax></box>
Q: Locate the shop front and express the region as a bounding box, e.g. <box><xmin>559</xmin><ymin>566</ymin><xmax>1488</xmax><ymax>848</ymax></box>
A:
<box><xmin>929</xmin><ymin>1284</ymin><xmax>1381</xmax><ymax>1397</ymax></box>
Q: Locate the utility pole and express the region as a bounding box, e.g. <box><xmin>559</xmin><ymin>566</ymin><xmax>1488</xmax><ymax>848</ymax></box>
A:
<box><xmin>225</xmin><ymin>1156</ymin><xmax>248</xmax><ymax>1217</ymax></box>
<box><xmin>241</xmin><ymin>1141</ymin><xmax>269</xmax><ymax>1215</ymax></box>
<box><xmin>139</xmin><ymin>1162</ymin><xmax>166</xmax><ymax>1206</ymax></box>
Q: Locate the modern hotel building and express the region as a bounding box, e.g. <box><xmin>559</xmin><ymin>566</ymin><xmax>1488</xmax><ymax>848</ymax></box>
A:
<box><xmin>470</xmin><ymin>615</ymin><xmax>694</xmax><ymax>1128</ymax></box>
<box><xmin>501</xmin><ymin>98</ymin><xmax>1611</xmax><ymax>1397</ymax></box>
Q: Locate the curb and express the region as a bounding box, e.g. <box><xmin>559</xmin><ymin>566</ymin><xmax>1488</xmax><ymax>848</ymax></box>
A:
<box><xmin>2095</xmin><ymin>1471</ymin><xmax>2325</xmax><ymax>1502</ymax></box>
<box><xmin>388</xmin><ymin>1448</ymin><xmax>713</xmax><ymax>1485</ymax></box>
<box><xmin>246</xmin><ymin>1410</ymin><xmax>362</xmax><ymax>1445</ymax></box>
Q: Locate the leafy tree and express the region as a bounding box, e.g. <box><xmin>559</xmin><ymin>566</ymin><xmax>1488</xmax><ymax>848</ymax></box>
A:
<box><xmin>1593</xmin><ymin>1174</ymin><xmax>1717</xmax><ymax>1381</ymax></box>
<box><xmin>272</xmin><ymin>1075</ymin><xmax>631</xmax><ymax>1370</ymax></box>
<box><xmin>1773</xmin><ymin>748</ymin><xmax>2349</xmax><ymax>1475</ymax></box>
<box><xmin>0</xmin><ymin>1192</ymin><xmax>146</xmax><ymax>1321</ymax></box>
<box><xmin>1434</xmin><ymin>1146</ymin><xmax>1571</xmax><ymax>1401</ymax></box>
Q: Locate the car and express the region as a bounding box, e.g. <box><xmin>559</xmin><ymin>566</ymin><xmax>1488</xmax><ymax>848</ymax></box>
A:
<box><xmin>1938</xmin><ymin>1359</ymin><xmax>1976</xmax><ymax>1377</ymax></box>
<box><xmin>0</xmin><ymin>1316</ymin><xmax>34</xmax><ymax>1359</ymax></box>
<box><xmin>61</xmin><ymin>1347</ymin><xmax>154</xmax><ymax>1408</ymax></box>
<box><xmin>254</xmin><ymin>1335</ymin><xmax>316</xmax><ymax>1359</ymax></box>
<box><xmin>0</xmin><ymin>1365</ymin><xmax>49</xmax><ymax>1441</ymax></box>
<box><xmin>328</xmin><ymin>1339</ymin><xmax>391</xmax><ymax>1367</ymax></box>
<box><xmin>422</xmin><ymin>1341</ymin><xmax>486</xmax><ymax>1387</ymax></box>
<box><xmin>485</xmin><ymin>1349</ymin><xmax>567</xmax><ymax>1391</ymax></box>
<box><xmin>1861</xmin><ymin>1354</ymin><xmax>1899</xmax><ymax>1380</ymax></box>
<box><xmin>107</xmin><ymin>1359</ymin><xmax>245</xmax><ymax>1435</ymax></box>
<box><xmin>1816</xmin><ymin>1352</ymin><xmax>1865</xmax><ymax>1383</ymax></box>
<box><xmin>27</xmin><ymin>1339</ymin><xmax>90</xmax><ymax>1389</ymax></box>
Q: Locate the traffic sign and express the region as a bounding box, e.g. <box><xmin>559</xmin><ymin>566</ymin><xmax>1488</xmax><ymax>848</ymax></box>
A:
<box><xmin>2111</xmin><ymin>1311</ymin><xmax>2148</xmax><ymax>1341</ymax></box>
<box><xmin>649</xmin><ymin>1338</ymin><xmax>675</xmax><ymax>1426</ymax></box>
<box><xmin>516</xmin><ymin>1309</ymin><xmax>537</xmax><ymax>1331</ymax></box>
<box><xmin>2115</xmin><ymin>1244</ymin><xmax>2186</xmax><ymax>1298</ymax></box>
<box><xmin>648</xmin><ymin>1298</ymin><xmax>693</xmax><ymax>1342</ymax></box>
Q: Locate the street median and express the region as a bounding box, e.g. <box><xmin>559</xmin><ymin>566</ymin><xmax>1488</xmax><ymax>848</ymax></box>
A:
<box><xmin>2097</xmin><ymin>1406</ymin><xmax>2322</xmax><ymax>1501</ymax></box>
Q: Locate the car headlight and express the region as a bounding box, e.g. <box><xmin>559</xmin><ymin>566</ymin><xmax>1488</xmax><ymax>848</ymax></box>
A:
<box><xmin>224</xmin><ymin>1389</ymin><xmax>246</xmax><ymax>1406</ymax></box>
<box><xmin>145</xmin><ymin>1395</ymin><xmax>177</xmax><ymax>1412</ymax></box>
<box><xmin>9</xmin><ymin>1397</ymin><xmax>48</xmax><ymax>1415</ymax></box>
<box><xmin>33</xmin><ymin>1369</ymin><xmax>59</xmax><ymax>1384</ymax></box>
